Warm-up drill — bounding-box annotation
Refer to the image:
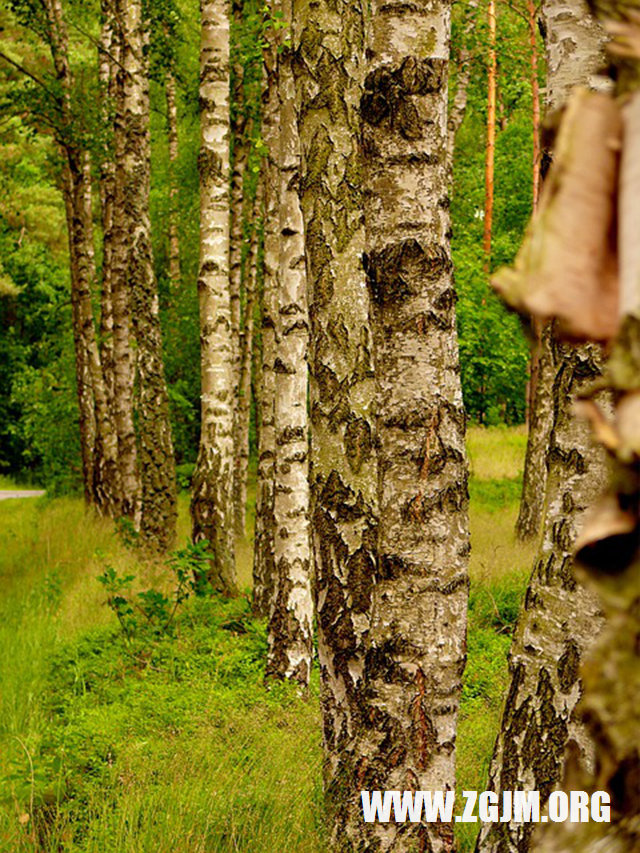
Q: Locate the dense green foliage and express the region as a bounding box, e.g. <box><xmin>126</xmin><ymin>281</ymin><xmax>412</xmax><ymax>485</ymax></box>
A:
<box><xmin>451</xmin><ymin>1</ymin><xmax>542</xmax><ymax>424</ymax></box>
<box><xmin>0</xmin><ymin>0</ymin><xmax>538</xmax><ymax>492</ymax></box>
<box><xmin>0</xmin><ymin>428</ymin><xmax>534</xmax><ymax>852</ymax></box>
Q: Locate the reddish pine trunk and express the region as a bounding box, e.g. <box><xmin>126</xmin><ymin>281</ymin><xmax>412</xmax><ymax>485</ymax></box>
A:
<box><xmin>483</xmin><ymin>0</ymin><xmax>497</xmax><ymax>269</ymax></box>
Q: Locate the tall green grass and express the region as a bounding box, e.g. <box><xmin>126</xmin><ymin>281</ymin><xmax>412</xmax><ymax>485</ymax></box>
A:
<box><xmin>0</xmin><ymin>428</ymin><xmax>535</xmax><ymax>852</ymax></box>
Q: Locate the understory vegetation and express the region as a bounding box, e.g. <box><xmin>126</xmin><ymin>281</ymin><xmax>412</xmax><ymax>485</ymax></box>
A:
<box><xmin>0</xmin><ymin>427</ymin><xmax>534</xmax><ymax>853</ymax></box>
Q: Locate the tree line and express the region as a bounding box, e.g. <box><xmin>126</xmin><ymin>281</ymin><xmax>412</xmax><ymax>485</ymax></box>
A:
<box><xmin>0</xmin><ymin>0</ymin><xmax>638</xmax><ymax>851</ymax></box>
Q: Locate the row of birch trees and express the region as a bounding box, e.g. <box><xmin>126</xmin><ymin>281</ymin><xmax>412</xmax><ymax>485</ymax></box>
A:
<box><xmin>4</xmin><ymin>0</ymin><xmax>639</xmax><ymax>849</ymax></box>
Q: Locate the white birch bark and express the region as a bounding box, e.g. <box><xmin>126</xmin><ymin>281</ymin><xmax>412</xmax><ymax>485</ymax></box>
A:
<box><xmin>265</xmin><ymin>0</ymin><xmax>313</xmax><ymax>687</ymax></box>
<box><xmin>191</xmin><ymin>0</ymin><xmax>237</xmax><ymax>592</ymax></box>
<box><xmin>357</xmin><ymin>2</ymin><xmax>470</xmax><ymax>850</ymax></box>
<box><xmin>293</xmin><ymin>0</ymin><xmax>378</xmax><ymax>840</ymax></box>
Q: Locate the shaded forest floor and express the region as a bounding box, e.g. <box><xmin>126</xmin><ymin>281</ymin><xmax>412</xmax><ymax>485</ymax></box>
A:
<box><xmin>0</xmin><ymin>427</ymin><xmax>536</xmax><ymax>852</ymax></box>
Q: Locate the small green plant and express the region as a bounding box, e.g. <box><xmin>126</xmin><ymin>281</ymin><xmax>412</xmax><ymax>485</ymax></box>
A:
<box><xmin>115</xmin><ymin>516</ymin><xmax>140</xmax><ymax>549</ymax></box>
<box><xmin>97</xmin><ymin>541</ymin><xmax>215</xmax><ymax>645</ymax></box>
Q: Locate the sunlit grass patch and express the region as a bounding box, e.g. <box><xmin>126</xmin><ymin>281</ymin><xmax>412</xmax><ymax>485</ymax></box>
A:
<box><xmin>467</xmin><ymin>425</ymin><xmax>527</xmax><ymax>481</ymax></box>
<box><xmin>0</xmin><ymin>426</ymin><xmax>535</xmax><ymax>852</ymax></box>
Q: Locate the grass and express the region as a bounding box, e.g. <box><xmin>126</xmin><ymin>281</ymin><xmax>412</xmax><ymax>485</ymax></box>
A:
<box><xmin>0</xmin><ymin>428</ymin><xmax>536</xmax><ymax>853</ymax></box>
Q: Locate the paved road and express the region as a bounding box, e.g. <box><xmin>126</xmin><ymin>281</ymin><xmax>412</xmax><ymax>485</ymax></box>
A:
<box><xmin>0</xmin><ymin>490</ymin><xmax>45</xmax><ymax>501</ymax></box>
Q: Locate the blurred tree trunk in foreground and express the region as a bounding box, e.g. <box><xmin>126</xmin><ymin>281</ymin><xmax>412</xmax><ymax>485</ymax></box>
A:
<box><xmin>516</xmin><ymin>0</ymin><xmax>607</xmax><ymax>541</ymax></box>
<box><xmin>478</xmin><ymin>3</ymin><xmax>623</xmax><ymax>852</ymax></box>
<box><xmin>533</xmin><ymin>1</ymin><xmax>640</xmax><ymax>848</ymax></box>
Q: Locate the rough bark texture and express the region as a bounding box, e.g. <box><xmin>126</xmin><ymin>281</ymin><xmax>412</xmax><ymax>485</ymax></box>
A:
<box><xmin>517</xmin><ymin>324</ymin><xmax>555</xmax><ymax>540</ymax></box>
<box><xmin>230</xmin><ymin>9</ymin><xmax>248</xmax><ymax>537</ymax></box>
<box><xmin>111</xmin><ymin>7</ymin><xmax>141</xmax><ymax>522</ymax></box>
<box><xmin>252</xmin><ymin>56</ymin><xmax>278</xmax><ymax>618</ymax></box>
<box><xmin>476</xmin><ymin>342</ymin><xmax>608</xmax><ymax>853</ymax></box>
<box><xmin>63</xmin><ymin>178</ymin><xmax>96</xmax><ymax>506</ymax></box>
<box><xmin>191</xmin><ymin>0</ymin><xmax>237</xmax><ymax>593</ymax></box>
<box><xmin>516</xmin><ymin>0</ymin><xmax>608</xmax><ymax>541</ymax></box>
<box><xmin>265</xmin><ymin>1</ymin><xmax>313</xmax><ymax>687</ymax></box>
<box><xmin>166</xmin><ymin>70</ymin><xmax>181</xmax><ymax>290</ymax></box>
<box><xmin>233</xmin><ymin>180</ymin><xmax>260</xmax><ymax>540</ymax></box>
<box><xmin>98</xmin><ymin>7</ymin><xmax>117</xmax><ymax>412</ymax></box>
<box><xmin>357</xmin><ymin>2</ymin><xmax>470</xmax><ymax>851</ymax></box>
<box><xmin>543</xmin><ymin>0</ymin><xmax>608</xmax><ymax>107</ymax></box>
<box><xmin>119</xmin><ymin>0</ymin><xmax>177</xmax><ymax>549</ymax></box>
<box><xmin>292</xmin><ymin>0</ymin><xmax>378</xmax><ymax>840</ymax></box>
<box><xmin>46</xmin><ymin>0</ymin><xmax>121</xmax><ymax>517</ymax></box>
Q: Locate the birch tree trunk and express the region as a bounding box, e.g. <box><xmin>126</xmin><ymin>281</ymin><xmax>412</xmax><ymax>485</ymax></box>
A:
<box><xmin>98</xmin><ymin>7</ymin><xmax>117</xmax><ymax>412</ymax></box>
<box><xmin>265</xmin><ymin>0</ymin><xmax>312</xmax><ymax>687</ymax></box>
<box><xmin>45</xmin><ymin>0</ymin><xmax>121</xmax><ymax>516</ymax></box>
<box><xmin>111</xmin><ymin>10</ymin><xmax>141</xmax><ymax>522</ymax></box>
<box><xmin>118</xmin><ymin>0</ymin><xmax>177</xmax><ymax>549</ymax></box>
<box><xmin>447</xmin><ymin>0</ymin><xmax>477</xmax><ymax>173</ymax></box>
<box><xmin>476</xmin><ymin>345</ymin><xmax>608</xmax><ymax>853</ymax></box>
<box><xmin>517</xmin><ymin>325</ymin><xmax>554</xmax><ymax>540</ymax></box>
<box><xmin>166</xmin><ymin>70</ymin><xmax>181</xmax><ymax>290</ymax></box>
<box><xmin>63</xmin><ymin>180</ymin><xmax>96</xmax><ymax>506</ymax></box>
<box><xmin>230</xmin><ymin>13</ymin><xmax>249</xmax><ymax>537</ymax></box>
<box><xmin>476</xmin><ymin>4</ymin><xmax>610</xmax><ymax>851</ymax></box>
<box><xmin>516</xmin><ymin>0</ymin><xmax>608</xmax><ymax>541</ymax></box>
<box><xmin>234</xmin><ymin>180</ymin><xmax>260</xmax><ymax>541</ymax></box>
<box><xmin>252</xmin><ymin>55</ymin><xmax>278</xmax><ymax>617</ymax></box>
<box><xmin>293</xmin><ymin>0</ymin><xmax>378</xmax><ymax>839</ymax></box>
<box><xmin>191</xmin><ymin>0</ymin><xmax>237</xmax><ymax>593</ymax></box>
<box><xmin>356</xmin><ymin>2</ymin><xmax>470</xmax><ymax>850</ymax></box>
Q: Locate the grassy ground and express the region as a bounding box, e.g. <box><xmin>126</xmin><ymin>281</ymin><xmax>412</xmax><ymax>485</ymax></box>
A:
<box><xmin>0</xmin><ymin>428</ymin><xmax>536</xmax><ymax>852</ymax></box>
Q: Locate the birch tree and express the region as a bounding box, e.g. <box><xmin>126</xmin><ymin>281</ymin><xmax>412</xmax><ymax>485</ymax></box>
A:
<box><xmin>292</xmin><ymin>0</ymin><xmax>378</xmax><ymax>837</ymax></box>
<box><xmin>252</xmin><ymin>44</ymin><xmax>278</xmax><ymax>617</ymax></box>
<box><xmin>265</xmin><ymin>0</ymin><xmax>312</xmax><ymax>687</ymax></box>
<box><xmin>356</xmin><ymin>0</ymin><xmax>470</xmax><ymax>850</ymax></box>
<box><xmin>116</xmin><ymin>0</ymin><xmax>177</xmax><ymax>550</ymax></box>
<box><xmin>42</xmin><ymin>0</ymin><xmax>121</xmax><ymax>517</ymax></box>
<box><xmin>166</xmin><ymin>69</ymin><xmax>181</xmax><ymax>289</ymax></box>
<box><xmin>191</xmin><ymin>0</ymin><xmax>237</xmax><ymax>592</ymax></box>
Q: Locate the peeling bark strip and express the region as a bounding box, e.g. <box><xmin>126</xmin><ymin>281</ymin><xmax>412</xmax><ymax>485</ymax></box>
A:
<box><xmin>265</xmin><ymin>0</ymin><xmax>313</xmax><ymax>688</ymax></box>
<box><xmin>191</xmin><ymin>0</ymin><xmax>237</xmax><ymax>593</ymax></box>
<box><xmin>358</xmin><ymin>3</ymin><xmax>470</xmax><ymax>851</ymax></box>
<box><xmin>117</xmin><ymin>0</ymin><xmax>177</xmax><ymax>551</ymax></box>
<box><xmin>292</xmin><ymin>0</ymin><xmax>378</xmax><ymax>840</ymax></box>
<box><xmin>476</xmin><ymin>342</ymin><xmax>608</xmax><ymax>853</ymax></box>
